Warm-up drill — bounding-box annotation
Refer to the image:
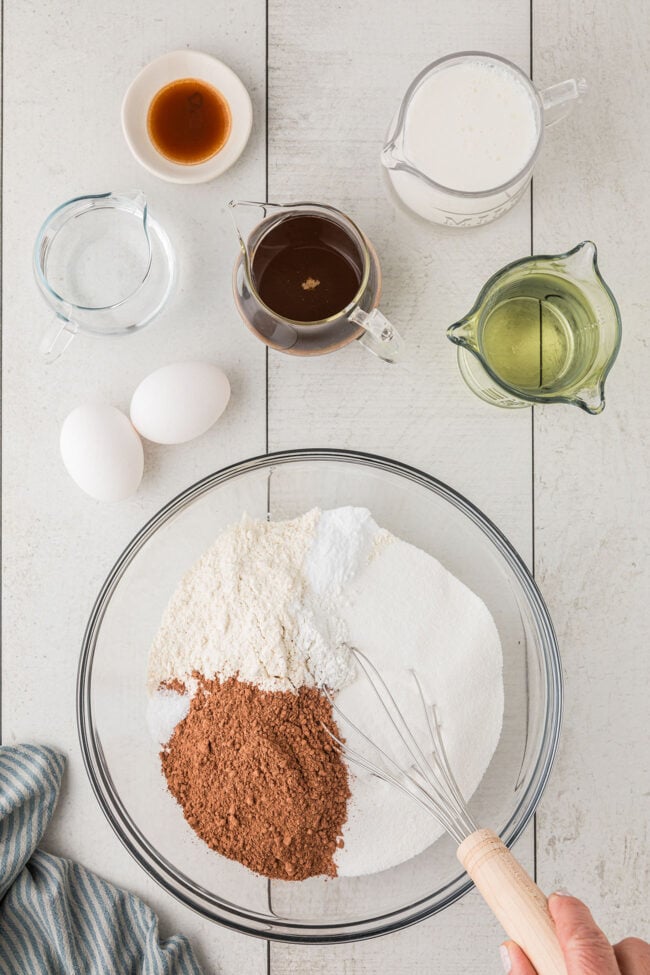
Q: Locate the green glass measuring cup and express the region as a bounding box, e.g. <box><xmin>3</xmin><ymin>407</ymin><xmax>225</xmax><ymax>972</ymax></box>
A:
<box><xmin>447</xmin><ymin>242</ymin><xmax>621</xmax><ymax>414</ymax></box>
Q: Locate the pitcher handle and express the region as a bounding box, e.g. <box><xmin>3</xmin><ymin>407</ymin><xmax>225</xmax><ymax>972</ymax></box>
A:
<box><xmin>40</xmin><ymin>317</ymin><xmax>78</xmax><ymax>363</ymax></box>
<box><xmin>539</xmin><ymin>78</ymin><xmax>587</xmax><ymax>128</ymax></box>
<box><xmin>349</xmin><ymin>307</ymin><xmax>404</xmax><ymax>364</ymax></box>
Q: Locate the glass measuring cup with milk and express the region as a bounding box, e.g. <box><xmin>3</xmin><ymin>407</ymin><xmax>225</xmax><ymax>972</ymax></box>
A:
<box><xmin>382</xmin><ymin>52</ymin><xmax>586</xmax><ymax>227</ymax></box>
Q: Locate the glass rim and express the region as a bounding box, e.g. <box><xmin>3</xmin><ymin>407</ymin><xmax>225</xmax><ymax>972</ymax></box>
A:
<box><xmin>33</xmin><ymin>191</ymin><xmax>154</xmax><ymax>314</ymax></box>
<box><xmin>385</xmin><ymin>51</ymin><xmax>545</xmax><ymax>199</ymax></box>
<box><xmin>77</xmin><ymin>448</ymin><xmax>563</xmax><ymax>943</ymax></box>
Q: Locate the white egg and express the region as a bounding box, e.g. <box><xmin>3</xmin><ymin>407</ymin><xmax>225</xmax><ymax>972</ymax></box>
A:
<box><xmin>129</xmin><ymin>361</ymin><xmax>231</xmax><ymax>445</ymax></box>
<box><xmin>60</xmin><ymin>405</ymin><xmax>144</xmax><ymax>502</ymax></box>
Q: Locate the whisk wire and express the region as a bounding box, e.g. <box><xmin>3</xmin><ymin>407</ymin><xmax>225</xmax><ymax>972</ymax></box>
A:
<box><xmin>353</xmin><ymin>651</ymin><xmax>450</xmax><ymax>799</ymax></box>
<box><xmin>328</xmin><ymin>649</ymin><xmax>453</xmax><ymax>830</ymax></box>
<box><xmin>324</xmin><ymin>689</ymin><xmax>462</xmax><ymax>838</ymax></box>
<box><xmin>411</xmin><ymin>669</ymin><xmax>478</xmax><ymax>838</ymax></box>
<box><xmin>353</xmin><ymin>651</ymin><xmax>470</xmax><ymax>823</ymax></box>
<box><xmin>324</xmin><ymin>724</ymin><xmax>465</xmax><ymax>834</ymax></box>
<box><xmin>325</xmin><ymin>647</ymin><xmax>478</xmax><ymax>846</ymax></box>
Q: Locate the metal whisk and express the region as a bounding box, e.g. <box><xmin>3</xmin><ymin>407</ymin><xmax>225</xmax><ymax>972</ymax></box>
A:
<box><xmin>326</xmin><ymin>648</ymin><xmax>567</xmax><ymax>975</ymax></box>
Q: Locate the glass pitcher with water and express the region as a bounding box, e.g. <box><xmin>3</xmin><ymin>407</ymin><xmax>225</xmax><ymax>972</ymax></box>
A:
<box><xmin>447</xmin><ymin>242</ymin><xmax>621</xmax><ymax>414</ymax></box>
<box><xmin>33</xmin><ymin>191</ymin><xmax>175</xmax><ymax>362</ymax></box>
<box><xmin>230</xmin><ymin>200</ymin><xmax>403</xmax><ymax>362</ymax></box>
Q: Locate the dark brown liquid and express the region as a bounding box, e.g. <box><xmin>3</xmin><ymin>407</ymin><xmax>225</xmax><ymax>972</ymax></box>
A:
<box><xmin>251</xmin><ymin>215</ymin><xmax>363</xmax><ymax>322</ymax></box>
<box><xmin>147</xmin><ymin>78</ymin><xmax>231</xmax><ymax>165</ymax></box>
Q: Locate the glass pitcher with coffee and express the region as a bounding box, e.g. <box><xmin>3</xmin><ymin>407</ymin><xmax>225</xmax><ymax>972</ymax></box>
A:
<box><xmin>229</xmin><ymin>201</ymin><xmax>403</xmax><ymax>361</ymax></box>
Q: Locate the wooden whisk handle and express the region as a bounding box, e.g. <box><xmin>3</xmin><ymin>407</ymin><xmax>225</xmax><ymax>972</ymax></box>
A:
<box><xmin>457</xmin><ymin>829</ymin><xmax>567</xmax><ymax>975</ymax></box>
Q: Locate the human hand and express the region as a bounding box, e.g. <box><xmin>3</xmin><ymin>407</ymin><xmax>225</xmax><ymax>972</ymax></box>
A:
<box><xmin>501</xmin><ymin>893</ymin><xmax>650</xmax><ymax>975</ymax></box>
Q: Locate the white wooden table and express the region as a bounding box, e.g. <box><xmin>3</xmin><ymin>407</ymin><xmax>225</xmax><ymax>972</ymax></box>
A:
<box><xmin>3</xmin><ymin>1</ymin><xmax>649</xmax><ymax>972</ymax></box>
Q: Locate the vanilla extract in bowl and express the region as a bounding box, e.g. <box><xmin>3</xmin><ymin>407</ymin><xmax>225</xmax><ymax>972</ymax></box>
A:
<box><xmin>147</xmin><ymin>78</ymin><xmax>232</xmax><ymax>165</ymax></box>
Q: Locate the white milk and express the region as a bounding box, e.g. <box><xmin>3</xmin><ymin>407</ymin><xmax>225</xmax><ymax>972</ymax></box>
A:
<box><xmin>406</xmin><ymin>59</ymin><xmax>539</xmax><ymax>192</ymax></box>
<box><xmin>386</xmin><ymin>58</ymin><xmax>540</xmax><ymax>224</ymax></box>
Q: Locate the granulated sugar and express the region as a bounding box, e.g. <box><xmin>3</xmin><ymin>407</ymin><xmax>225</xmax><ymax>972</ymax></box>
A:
<box><xmin>147</xmin><ymin>686</ymin><xmax>191</xmax><ymax>745</ymax></box>
<box><xmin>148</xmin><ymin>507</ymin><xmax>503</xmax><ymax>878</ymax></box>
<box><xmin>334</xmin><ymin>537</ymin><xmax>503</xmax><ymax>876</ymax></box>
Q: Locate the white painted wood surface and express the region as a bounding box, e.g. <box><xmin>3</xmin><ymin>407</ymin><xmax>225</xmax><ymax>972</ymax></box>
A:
<box><xmin>2</xmin><ymin>3</ymin><xmax>648</xmax><ymax>975</ymax></box>
<box><xmin>1</xmin><ymin>3</ymin><xmax>268</xmax><ymax>972</ymax></box>
<box><xmin>532</xmin><ymin>0</ymin><xmax>650</xmax><ymax>944</ymax></box>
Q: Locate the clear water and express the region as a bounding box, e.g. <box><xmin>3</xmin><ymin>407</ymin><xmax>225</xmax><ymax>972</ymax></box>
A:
<box><xmin>45</xmin><ymin>207</ymin><xmax>150</xmax><ymax>308</ymax></box>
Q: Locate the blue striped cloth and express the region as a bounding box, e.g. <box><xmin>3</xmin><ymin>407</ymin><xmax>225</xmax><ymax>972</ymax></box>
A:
<box><xmin>0</xmin><ymin>744</ymin><xmax>203</xmax><ymax>974</ymax></box>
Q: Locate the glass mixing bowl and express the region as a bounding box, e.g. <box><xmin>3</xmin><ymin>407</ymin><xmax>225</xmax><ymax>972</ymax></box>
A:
<box><xmin>77</xmin><ymin>450</ymin><xmax>561</xmax><ymax>943</ymax></box>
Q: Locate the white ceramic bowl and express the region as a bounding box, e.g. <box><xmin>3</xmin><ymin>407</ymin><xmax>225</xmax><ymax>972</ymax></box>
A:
<box><xmin>121</xmin><ymin>50</ymin><xmax>253</xmax><ymax>184</ymax></box>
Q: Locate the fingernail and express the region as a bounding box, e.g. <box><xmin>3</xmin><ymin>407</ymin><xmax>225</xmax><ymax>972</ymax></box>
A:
<box><xmin>500</xmin><ymin>944</ymin><xmax>512</xmax><ymax>973</ymax></box>
<box><xmin>552</xmin><ymin>886</ymin><xmax>571</xmax><ymax>896</ymax></box>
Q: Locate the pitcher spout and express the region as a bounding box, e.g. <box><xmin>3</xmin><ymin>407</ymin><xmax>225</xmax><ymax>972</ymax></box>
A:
<box><xmin>125</xmin><ymin>189</ymin><xmax>147</xmax><ymax>208</ymax></box>
<box><xmin>574</xmin><ymin>380</ymin><xmax>606</xmax><ymax>415</ymax></box>
<box><xmin>229</xmin><ymin>200</ymin><xmax>270</xmax><ymax>253</ymax></box>
<box><xmin>560</xmin><ymin>239</ymin><xmax>598</xmax><ymax>279</ymax></box>
<box><xmin>228</xmin><ymin>200</ymin><xmax>290</xmax><ymax>259</ymax></box>
<box><xmin>447</xmin><ymin>315</ymin><xmax>479</xmax><ymax>353</ymax></box>
<box><xmin>117</xmin><ymin>189</ymin><xmax>148</xmax><ymax>222</ymax></box>
<box><xmin>381</xmin><ymin>141</ymin><xmax>402</xmax><ymax>172</ymax></box>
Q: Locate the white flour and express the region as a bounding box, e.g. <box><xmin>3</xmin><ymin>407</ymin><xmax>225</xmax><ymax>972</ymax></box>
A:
<box><xmin>148</xmin><ymin>508</ymin><xmax>353</xmax><ymax>692</ymax></box>
<box><xmin>147</xmin><ymin>506</ymin><xmax>503</xmax><ymax>878</ymax></box>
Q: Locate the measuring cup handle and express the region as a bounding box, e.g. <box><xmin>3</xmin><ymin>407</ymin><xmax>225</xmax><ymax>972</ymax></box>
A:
<box><xmin>40</xmin><ymin>317</ymin><xmax>78</xmax><ymax>363</ymax></box>
<box><xmin>350</xmin><ymin>307</ymin><xmax>404</xmax><ymax>363</ymax></box>
<box><xmin>539</xmin><ymin>78</ymin><xmax>587</xmax><ymax>128</ymax></box>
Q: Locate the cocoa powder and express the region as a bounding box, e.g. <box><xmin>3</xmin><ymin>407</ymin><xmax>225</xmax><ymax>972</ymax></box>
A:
<box><xmin>160</xmin><ymin>675</ymin><xmax>350</xmax><ymax>881</ymax></box>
